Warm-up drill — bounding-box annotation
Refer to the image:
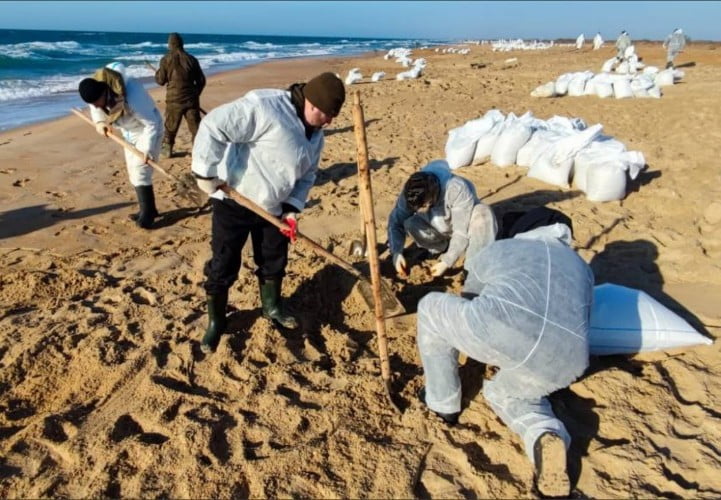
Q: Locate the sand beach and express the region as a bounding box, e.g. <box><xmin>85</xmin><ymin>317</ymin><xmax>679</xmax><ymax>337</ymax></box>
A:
<box><xmin>1</xmin><ymin>41</ymin><xmax>720</xmax><ymax>497</ymax></box>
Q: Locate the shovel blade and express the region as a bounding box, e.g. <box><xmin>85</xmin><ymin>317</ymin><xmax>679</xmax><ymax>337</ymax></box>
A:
<box><xmin>175</xmin><ymin>172</ymin><xmax>209</xmax><ymax>208</ymax></box>
<box><xmin>355</xmin><ymin>279</ymin><xmax>405</xmax><ymax>318</ymax></box>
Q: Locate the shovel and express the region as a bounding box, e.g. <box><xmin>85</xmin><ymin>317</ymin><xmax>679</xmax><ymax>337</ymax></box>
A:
<box><xmin>218</xmin><ymin>186</ymin><xmax>405</xmax><ymax>319</ymax></box>
<box><xmin>352</xmin><ymin>90</ymin><xmax>401</xmax><ymax>413</ymax></box>
<box><xmin>71</xmin><ymin>108</ymin><xmax>207</xmax><ymax>207</ymax></box>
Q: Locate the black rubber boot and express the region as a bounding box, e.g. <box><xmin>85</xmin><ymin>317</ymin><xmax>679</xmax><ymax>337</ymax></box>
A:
<box><xmin>201</xmin><ymin>292</ymin><xmax>228</xmax><ymax>354</ymax></box>
<box><xmin>259</xmin><ymin>278</ymin><xmax>298</xmax><ymax>329</ymax></box>
<box><xmin>134</xmin><ymin>185</ymin><xmax>158</xmax><ymax>229</ymax></box>
<box><xmin>533</xmin><ymin>432</ymin><xmax>570</xmax><ymax>497</ymax></box>
<box><xmin>665</xmin><ymin>61</ymin><xmax>674</xmax><ymax>69</ymax></box>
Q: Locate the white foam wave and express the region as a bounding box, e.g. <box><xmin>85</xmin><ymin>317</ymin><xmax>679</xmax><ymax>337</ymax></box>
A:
<box><xmin>243</xmin><ymin>41</ymin><xmax>281</xmax><ymax>49</ymax></box>
<box><xmin>197</xmin><ymin>52</ymin><xmax>262</xmax><ymax>64</ymax></box>
<box><xmin>118</xmin><ymin>41</ymin><xmax>165</xmax><ymax>49</ymax></box>
<box><xmin>0</xmin><ymin>75</ymin><xmax>82</xmax><ymax>101</ymax></box>
<box><xmin>0</xmin><ymin>40</ymin><xmax>82</xmax><ymax>59</ymax></box>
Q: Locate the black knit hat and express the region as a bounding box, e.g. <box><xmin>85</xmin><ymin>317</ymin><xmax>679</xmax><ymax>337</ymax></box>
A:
<box><xmin>304</xmin><ymin>72</ymin><xmax>345</xmax><ymax>117</ymax></box>
<box><xmin>78</xmin><ymin>78</ymin><xmax>107</xmax><ymax>103</ymax></box>
<box><xmin>403</xmin><ymin>172</ymin><xmax>440</xmax><ymax>211</ymax></box>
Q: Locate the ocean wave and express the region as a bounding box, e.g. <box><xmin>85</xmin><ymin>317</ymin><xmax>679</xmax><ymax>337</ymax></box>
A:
<box><xmin>118</xmin><ymin>41</ymin><xmax>166</xmax><ymax>49</ymax></box>
<box><xmin>0</xmin><ymin>40</ymin><xmax>82</xmax><ymax>59</ymax></box>
<box><xmin>0</xmin><ymin>76</ymin><xmax>82</xmax><ymax>101</ymax></box>
<box><xmin>197</xmin><ymin>52</ymin><xmax>262</xmax><ymax>64</ymax></box>
<box><xmin>243</xmin><ymin>41</ymin><xmax>281</xmax><ymax>49</ymax></box>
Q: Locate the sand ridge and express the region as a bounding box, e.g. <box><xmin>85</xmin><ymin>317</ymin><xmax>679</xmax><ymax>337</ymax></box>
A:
<box><xmin>1</xmin><ymin>42</ymin><xmax>720</xmax><ymax>497</ymax></box>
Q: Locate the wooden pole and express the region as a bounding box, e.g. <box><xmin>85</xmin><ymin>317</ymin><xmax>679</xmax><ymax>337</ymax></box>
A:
<box><xmin>352</xmin><ymin>91</ymin><xmax>399</xmax><ymax>412</ymax></box>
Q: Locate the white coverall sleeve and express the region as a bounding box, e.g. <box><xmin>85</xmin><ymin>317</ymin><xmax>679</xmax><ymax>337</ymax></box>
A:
<box><xmin>89</xmin><ymin>104</ymin><xmax>108</xmax><ymax>124</ymax></box>
<box><xmin>191</xmin><ymin>98</ymin><xmax>259</xmax><ymax>179</ymax></box>
<box><xmin>440</xmin><ymin>180</ymin><xmax>476</xmax><ymax>267</ymax></box>
<box><xmin>285</xmin><ymin>136</ymin><xmax>323</xmax><ymax>211</ymax></box>
<box><xmin>387</xmin><ymin>193</ymin><xmax>413</xmax><ymax>256</ymax></box>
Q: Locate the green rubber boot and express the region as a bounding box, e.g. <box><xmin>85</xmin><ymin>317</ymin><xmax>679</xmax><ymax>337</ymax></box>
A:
<box><xmin>259</xmin><ymin>278</ymin><xmax>298</xmax><ymax>329</ymax></box>
<box><xmin>201</xmin><ymin>292</ymin><xmax>228</xmax><ymax>354</ymax></box>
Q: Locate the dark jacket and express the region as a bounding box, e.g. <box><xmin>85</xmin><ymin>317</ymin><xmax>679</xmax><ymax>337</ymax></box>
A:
<box><xmin>155</xmin><ymin>33</ymin><xmax>206</xmax><ymax>106</ymax></box>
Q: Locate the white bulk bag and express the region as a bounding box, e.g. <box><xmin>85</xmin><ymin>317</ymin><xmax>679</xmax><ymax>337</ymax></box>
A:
<box><xmin>528</xmin><ymin>124</ymin><xmax>603</xmax><ymax>187</ymax></box>
<box><xmin>531</xmin><ymin>81</ymin><xmax>556</xmax><ymax>98</ymax></box>
<box><xmin>584</xmin><ymin>150</ymin><xmax>645</xmax><ymax>202</ymax></box>
<box><xmin>613</xmin><ymin>77</ymin><xmax>633</xmax><ymax>99</ymax></box>
<box><xmin>647</xmin><ymin>85</ymin><xmax>662</xmax><ymax>98</ymax></box>
<box><xmin>517</xmin><ymin>130</ymin><xmax>560</xmax><ymax>169</ymax></box>
<box><xmin>554</xmin><ymin>73</ymin><xmax>573</xmax><ymax>96</ymax></box>
<box><xmin>446</xmin><ymin>113</ymin><xmax>501</xmax><ymax>169</ymax></box>
<box><xmin>572</xmin><ymin>139</ymin><xmax>627</xmax><ymax>191</ymax></box>
<box><xmin>491</xmin><ymin>120</ymin><xmax>533</xmax><ymax>167</ymax></box>
<box><xmin>371</xmin><ymin>71</ymin><xmax>385</xmax><ymax>82</ymax></box>
<box><xmin>472</xmin><ymin>113</ymin><xmax>506</xmax><ymax>164</ymax></box>
<box><xmin>583</xmin><ymin>75</ymin><xmax>601</xmax><ymax>96</ymax></box>
<box><xmin>601</xmin><ymin>57</ymin><xmax>617</xmax><ymax>73</ymax></box>
<box><xmin>630</xmin><ymin>74</ymin><xmax>655</xmax><ymax>97</ymax></box>
<box><xmin>568</xmin><ymin>72</ymin><xmax>592</xmax><ymax>96</ymax></box>
<box><xmin>655</xmin><ymin>69</ymin><xmax>675</xmax><ymax>87</ymax></box>
<box><xmin>589</xmin><ymin>283</ymin><xmax>713</xmax><ymax>355</ymax></box>
<box><xmin>595</xmin><ymin>81</ymin><xmax>614</xmax><ymax>98</ymax></box>
<box><xmin>615</xmin><ymin>61</ymin><xmax>630</xmax><ymax>74</ymax></box>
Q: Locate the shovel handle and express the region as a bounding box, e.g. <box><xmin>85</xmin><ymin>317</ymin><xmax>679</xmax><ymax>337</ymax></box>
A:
<box><xmin>353</xmin><ymin>90</ymin><xmax>393</xmax><ymax>388</ymax></box>
<box><xmin>219</xmin><ymin>186</ymin><xmax>366</xmax><ymax>280</ymax></box>
<box><xmin>71</xmin><ymin>108</ymin><xmax>174</xmax><ymax>180</ymax></box>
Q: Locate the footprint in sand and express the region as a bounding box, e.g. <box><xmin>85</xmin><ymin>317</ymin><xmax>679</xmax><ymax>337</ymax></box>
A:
<box><xmin>12</xmin><ymin>178</ymin><xmax>31</xmax><ymax>187</ymax></box>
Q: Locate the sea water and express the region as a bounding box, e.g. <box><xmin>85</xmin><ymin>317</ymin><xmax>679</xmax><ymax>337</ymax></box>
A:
<box><xmin>0</xmin><ymin>29</ymin><xmax>438</xmax><ymax>131</ymax></box>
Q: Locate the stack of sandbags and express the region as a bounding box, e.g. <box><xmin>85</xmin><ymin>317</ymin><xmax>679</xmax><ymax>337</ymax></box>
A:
<box><xmin>445</xmin><ymin>111</ymin><xmax>647</xmax><ymax>201</ymax></box>
<box><xmin>533</xmin><ymin>68</ymin><xmax>675</xmax><ymax>99</ymax></box>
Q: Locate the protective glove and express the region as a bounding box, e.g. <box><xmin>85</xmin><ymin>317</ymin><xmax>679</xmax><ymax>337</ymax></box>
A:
<box><xmin>95</xmin><ymin>122</ymin><xmax>109</xmax><ymax>137</ymax></box>
<box><xmin>140</xmin><ymin>151</ymin><xmax>153</xmax><ymax>165</ymax></box>
<box><xmin>195</xmin><ymin>176</ymin><xmax>224</xmax><ymax>195</ymax></box>
<box><xmin>431</xmin><ymin>260</ymin><xmax>449</xmax><ymax>277</ymax></box>
<box><xmin>279</xmin><ymin>212</ymin><xmax>298</xmax><ymax>243</ymax></box>
<box><xmin>393</xmin><ymin>253</ymin><xmax>408</xmax><ymax>277</ymax></box>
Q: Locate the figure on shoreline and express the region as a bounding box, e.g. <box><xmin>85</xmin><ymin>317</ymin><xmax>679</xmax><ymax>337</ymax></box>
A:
<box><xmin>415</xmin><ymin>210</ymin><xmax>592</xmax><ymax>497</ymax></box>
<box><xmin>155</xmin><ymin>32</ymin><xmax>206</xmax><ymax>158</ymax></box>
<box><xmin>615</xmin><ymin>30</ymin><xmax>631</xmax><ymax>61</ymax></box>
<box><xmin>78</xmin><ymin>63</ymin><xmax>163</xmax><ymax>229</ymax></box>
<box><xmin>663</xmin><ymin>28</ymin><xmax>687</xmax><ymax>69</ymax></box>
<box><xmin>387</xmin><ymin>159</ymin><xmax>497</xmax><ymax>278</ymax></box>
<box><xmin>191</xmin><ymin>72</ymin><xmax>345</xmax><ymax>353</ymax></box>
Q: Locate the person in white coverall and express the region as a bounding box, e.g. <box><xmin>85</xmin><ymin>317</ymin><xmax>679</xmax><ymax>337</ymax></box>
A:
<box><xmin>615</xmin><ymin>31</ymin><xmax>631</xmax><ymax>61</ymax></box>
<box><xmin>387</xmin><ymin>160</ymin><xmax>497</xmax><ymax>278</ymax></box>
<box><xmin>191</xmin><ymin>72</ymin><xmax>345</xmax><ymax>354</ymax></box>
<box><xmin>78</xmin><ymin>63</ymin><xmax>163</xmax><ymax>229</ymax></box>
<box><xmin>416</xmin><ymin>211</ymin><xmax>593</xmax><ymax>497</ymax></box>
<box><xmin>663</xmin><ymin>28</ymin><xmax>687</xmax><ymax>69</ymax></box>
<box><xmin>593</xmin><ymin>32</ymin><xmax>604</xmax><ymax>50</ymax></box>
<box><xmin>575</xmin><ymin>33</ymin><xmax>585</xmax><ymax>50</ymax></box>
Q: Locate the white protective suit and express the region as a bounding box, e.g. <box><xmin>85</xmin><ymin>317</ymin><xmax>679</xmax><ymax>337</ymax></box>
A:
<box><xmin>593</xmin><ymin>32</ymin><xmax>604</xmax><ymax>50</ymax></box>
<box><xmin>191</xmin><ymin>89</ymin><xmax>322</xmax><ymax>216</ymax></box>
<box><xmin>387</xmin><ymin>160</ymin><xmax>497</xmax><ymax>268</ymax></box>
<box><xmin>615</xmin><ymin>32</ymin><xmax>631</xmax><ymax>60</ymax></box>
<box><xmin>576</xmin><ymin>33</ymin><xmax>585</xmax><ymax>50</ymax></box>
<box><xmin>89</xmin><ymin>65</ymin><xmax>162</xmax><ymax>187</ymax></box>
<box><xmin>663</xmin><ymin>29</ymin><xmax>686</xmax><ymax>65</ymax></box>
<box><xmin>416</xmin><ymin>223</ymin><xmax>593</xmax><ymax>462</ymax></box>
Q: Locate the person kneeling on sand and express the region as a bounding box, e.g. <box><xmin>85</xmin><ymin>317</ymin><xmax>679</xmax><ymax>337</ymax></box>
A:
<box><xmin>387</xmin><ymin>159</ymin><xmax>497</xmax><ymax>278</ymax></box>
<box><xmin>415</xmin><ymin>211</ymin><xmax>591</xmax><ymax>497</ymax></box>
<box><xmin>191</xmin><ymin>72</ymin><xmax>346</xmax><ymax>354</ymax></box>
<box><xmin>78</xmin><ymin>65</ymin><xmax>163</xmax><ymax>229</ymax></box>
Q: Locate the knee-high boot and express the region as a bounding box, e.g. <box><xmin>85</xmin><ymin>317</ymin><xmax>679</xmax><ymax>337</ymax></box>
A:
<box><xmin>134</xmin><ymin>185</ymin><xmax>159</xmax><ymax>229</ymax></box>
<box><xmin>259</xmin><ymin>278</ymin><xmax>298</xmax><ymax>329</ymax></box>
<box><xmin>201</xmin><ymin>292</ymin><xmax>228</xmax><ymax>353</ymax></box>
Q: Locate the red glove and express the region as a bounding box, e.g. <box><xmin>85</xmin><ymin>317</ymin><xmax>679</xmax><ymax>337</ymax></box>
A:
<box><xmin>280</xmin><ymin>213</ymin><xmax>297</xmax><ymax>243</ymax></box>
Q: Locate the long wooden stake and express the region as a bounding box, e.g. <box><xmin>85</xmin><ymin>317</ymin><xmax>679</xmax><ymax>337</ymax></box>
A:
<box><xmin>352</xmin><ymin>90</ymin><xmax>400</xmax><ymax>413</ymax></box>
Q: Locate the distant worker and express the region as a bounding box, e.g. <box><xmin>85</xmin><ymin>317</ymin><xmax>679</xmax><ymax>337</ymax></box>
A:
<box><xmin>191</xmin><ymin>72</ymin><xmax>345</xmax><ymax>354</ymax></box>
<box><xmin>415</xmin><ymin>211</ymin><xmax>593</xmax><ymax>497</ymax></box>
<box><xmin>575</xmin><ymin>33</ymin><xmax>585</xmax><ymax>50</ymax></box>
<box><xmin>593</xmin><ymin>32</ymin><xmax>604</xmax><ymax>50</ymax></box>
<box><xmin>663</xmin><ymin>28</ymin><xmax>687</xmax><ymax>69</ymax></box>
<box><xmin>155</xmin><ymin>32</ymin><xmax>206</xmax><ymax>158</ymax></box>
<box><xmin>615</xmin><ymin>30</ymin><xmax>631</xmax><ymax>60</ymax></box>
<box><xmin>78</xmin><ymin>63</ymin><xmax>163</xmax><ymax>229</ymax></box>
<box><xmin>387</xmin><ymin>159</ymin><xmax>497</xmax><ymax>278</ymax></box>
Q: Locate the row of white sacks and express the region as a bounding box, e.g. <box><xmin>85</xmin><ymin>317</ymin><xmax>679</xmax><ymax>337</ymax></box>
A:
<box><xmin>445</xmin><ymin>110</ymin><xmax>646</xmax><ymax>202</ymax></box>
<box><xmin>492</xmin><ymin>39</ymin><xmax>554</xmax><ymax>51</ymax></box>
<box><xmin>531</xmin><ymin>67</ymin><xmax>684</xmax><ymax>99</ymax></box>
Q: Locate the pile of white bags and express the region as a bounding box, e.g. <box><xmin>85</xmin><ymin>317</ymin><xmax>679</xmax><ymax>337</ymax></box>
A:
<box><xmin>491</xmin><ymin>39</ymin><xmax>554</xmax><ymax>51</ymax></box>
<box><xmin>532</xmin><ymin>67</ymin><xmax>683</xmax><ymax>100</ymax></box>
<box><xmin>444</xmin><ymin>110</ymin><xmax>647</xmax><ymax>201</ymax></box>
<box><xmin>589</xmin><ymin>284</ymin><xmax>713</xmax><ymax>355</ymax></box>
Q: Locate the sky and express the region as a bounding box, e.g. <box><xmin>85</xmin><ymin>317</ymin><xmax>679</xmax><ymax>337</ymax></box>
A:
<box><xmin>1</xmin><ymin>1</ymin><xmax>719</xmax><ymax>41</ymax></box>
